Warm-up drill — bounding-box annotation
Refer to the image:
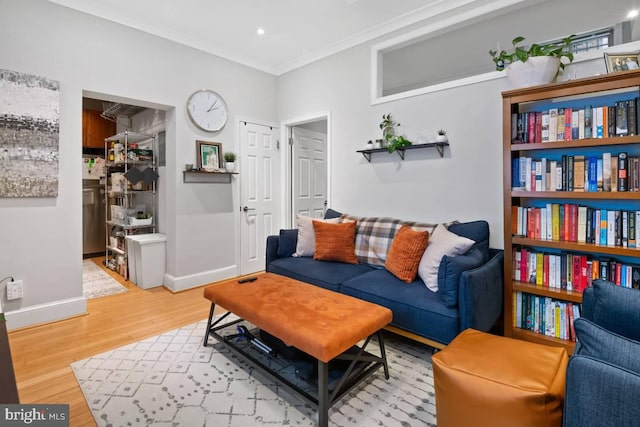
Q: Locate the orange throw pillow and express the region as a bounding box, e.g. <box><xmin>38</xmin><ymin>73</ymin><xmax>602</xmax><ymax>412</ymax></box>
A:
<box><xmin>385</xmin><ymin>225</ymin><xmax>430</xmax><ymax>282</ymax></box>
<box><xmin>312</xmin><ymin>220</ymin><xmax>358</xmax><ymax>264</ymax></box>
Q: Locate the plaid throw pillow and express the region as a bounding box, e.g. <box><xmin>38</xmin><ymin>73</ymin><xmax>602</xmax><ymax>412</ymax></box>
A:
<box><xmin>341</xmin><ymin>214</ymin><xmax>439</xmax><ymax>266</ymax></box>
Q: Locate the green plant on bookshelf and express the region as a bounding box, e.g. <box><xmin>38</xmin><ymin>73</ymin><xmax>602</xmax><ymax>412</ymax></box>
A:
<box><xmin>490</xmin><ymin>35</ymin><xmax>575</xmax><ymax>88</ymax></box>
<box><xmin>489</xmin><ymin>35</ymin><xmax>575</xmax><ymax>71</ymax></box>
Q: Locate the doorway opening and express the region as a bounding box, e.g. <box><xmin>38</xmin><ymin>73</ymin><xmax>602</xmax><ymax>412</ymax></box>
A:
<box><xmin>81</xmin><ymin>91</ymin><xmax>168</xmax><ymax>298</ymax></box>
<box><xmin>282</xmin><ymin>113</ymin><xmax>331</xmax><ymax>228</ymax></box>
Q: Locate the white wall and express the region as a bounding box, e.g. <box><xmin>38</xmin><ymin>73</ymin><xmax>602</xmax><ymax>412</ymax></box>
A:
<box><xmin>278</xmin><ymin>44</ymin><xmax>505</xmax><ymax>248</ymax></box>
<box><xmin>0</xmin><ymin>0</ymin><xmax>277</xmax><ymax>329</ymax></box>
<box><xmin>277</xmin><ymin>13</ymin><xmax>621</xmax><ymax>250</ymax></box>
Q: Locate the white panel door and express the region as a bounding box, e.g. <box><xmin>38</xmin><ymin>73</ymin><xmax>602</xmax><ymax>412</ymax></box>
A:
<box><xmin>240</xmin><ymin>122</ymin><xmax>279</xmax><ymax>274</ymax></box>
<box><xmin>292</xmin><ymin>127</ymin><xmax>327</xmax><ymax>219</ymax></box>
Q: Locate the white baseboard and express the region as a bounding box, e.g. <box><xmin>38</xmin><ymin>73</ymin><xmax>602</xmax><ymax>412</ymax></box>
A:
<box><xmin>4</xmin><ymin>296</ymin><xmax>87</xmax><ymax>331</ymax></box>
<box><xmin>163</xmin><ymin>265</ymin><xmax>238</xmax><ymax>292</ymax></box>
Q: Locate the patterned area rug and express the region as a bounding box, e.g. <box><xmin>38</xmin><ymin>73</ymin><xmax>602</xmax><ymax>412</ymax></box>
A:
<box><xmin>82</xmin><ymin>259</ymin><xmax>127</xmax><ymax>300</ymax></box>
<box><xmin>72</xmin><ymin>317</ymin><xmax>436</xmax><ymax>426</ymax></box>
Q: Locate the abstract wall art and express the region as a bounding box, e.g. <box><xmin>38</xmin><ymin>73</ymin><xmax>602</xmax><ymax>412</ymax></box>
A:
<box><xmin>0</xmin><ymin>69</ymin><xmax>60</xmax><ymax>197</ymax></box>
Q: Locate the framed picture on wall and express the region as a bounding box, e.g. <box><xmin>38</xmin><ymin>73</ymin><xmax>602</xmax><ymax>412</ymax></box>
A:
<box><xmin>196</xmin><ymin>141</ymin><xmax>222</xmax><ymax>171</ymax></box>
<box><xmin>604</xmin><ymin>52</ymin><xmax>640</xmax><ymax>73</ymax></box>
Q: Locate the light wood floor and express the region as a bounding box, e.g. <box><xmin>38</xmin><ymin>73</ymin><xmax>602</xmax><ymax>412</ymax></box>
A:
<box><xmin>7</xmin><ymin>258</ymin><xmax>230</xmax><ymax>426</ymax></box>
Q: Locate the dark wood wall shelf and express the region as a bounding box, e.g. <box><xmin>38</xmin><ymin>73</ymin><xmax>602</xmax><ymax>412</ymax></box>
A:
<box><xmin>183</xmin><ymin>170</ymin><xmax>237</xmax><ymax>183</ymax></box>
<box><xmin>356</xmin><ymin>142</ymin><xmax>449</xmax><ymax>162</ymax></box>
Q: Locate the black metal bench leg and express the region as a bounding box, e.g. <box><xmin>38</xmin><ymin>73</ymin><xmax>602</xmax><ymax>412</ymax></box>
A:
<box><xmin>377</xmin><ymin>330</ymin><xmax>390</xmax><ymax>380</ymax></box>
<box><xmin>318</xmin><ymin>360</ymin><xmax>329</xmax><ymax>427</ymax></box>
<box><xmin>203</xmin><ymin>303</ymin><xmax>216</xmax><ymax>347</ymax></box>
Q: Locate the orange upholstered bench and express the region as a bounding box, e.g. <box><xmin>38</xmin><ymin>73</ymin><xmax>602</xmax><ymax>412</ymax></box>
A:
<box><xmin>202</xmin><ymin>272</ymin><xmax>393</xmax><ymax>427</ymax></box>
<box><xmin>432</xmin><ymin>329</ymin><xmax>568</xmax><ymax>427</ymax></box>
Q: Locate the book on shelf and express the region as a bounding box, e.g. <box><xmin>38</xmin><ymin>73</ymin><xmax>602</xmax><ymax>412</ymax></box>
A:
<box><xmin>616</xmin><ymin>100</ymin><xmax>629</xmax><ymax>136</ymax></box>
<box><xmin>513</xmin><ymin>152</ymin><xmax>640</xmax><ymax>194</ymax></box>
<box><xmin>571</xmin><ymin>110</ymin><xmax>580</xmax><ymax>140</ymax></box>
<box><xmin>565</xmin><ymin>108</ymin><xmax>573</xmax><ymax>141</ymax></box>
<box><xmin>548</xmin><ymin>109</ymin><xmax>558</xmax><ymax>142</ymax></box>
<box><xmin>607</xmin><ymin>105</ymin><xmax>616</xmax><ymax>138</ymax></box>
<box><xmin>515</xmin><ymin>292</ymin><xmax>580</xmax><ymax>341</ymax></box>
<box><xmin>573</xmin><ymin>155</ymin><xmax>585</xmax><ymax>191</ymax></box>
<box><xmin>629</xmin><ymin>98</ymin><xmax>637</xmax><ymax>136</ymax></box>
<box><xmin>596</xmin><ymin>106</ymin><xmax>604</xmax><ymax>138</ymax></box>
<box><xmin>513</xmin><ymin>204</ymin><xmax>640</xmax><ymax>250</ymax></box>
<box><xmin>511</xmin><ymin>96</ymin><xmax>640</xmax><ymax>145</ymax></box>
<box><xmin>618</xmin><ymin>152</ymin><xmax>628</xmax><ymax>191</ymax></box>
<box><xmin>584</xmin><ymin>105</ymin><xmax>593</xmax><ymax>138</ymax></box>
<box><xmin>602</xmin><ymin>153</ymin><xmax>611</xmax><ymax>191</ymax></box>
<box><xmin>557</xmin><ymin>108</ymin><xmax>566</xmax><ymax>141</ymax></box>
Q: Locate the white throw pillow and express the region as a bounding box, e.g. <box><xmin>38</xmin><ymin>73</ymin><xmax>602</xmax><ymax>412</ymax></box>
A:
<box><xmin>418</xmin><ymin>223</ymin><xmax>475</xmax><ymax>291</ymax></box>
<box><xmin>294</xmin><ymin>215</ymin><xmax>341</xmax><ymax>257</ymax></box>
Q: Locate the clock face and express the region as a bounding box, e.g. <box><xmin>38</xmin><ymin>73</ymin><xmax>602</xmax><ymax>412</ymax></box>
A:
<box><xmin>187</xmin><ymin>89</ymin><xmax>228</xmax><ymax>132</ymax></box>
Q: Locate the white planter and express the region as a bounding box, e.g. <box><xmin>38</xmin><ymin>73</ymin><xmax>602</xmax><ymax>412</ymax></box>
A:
<box><xmin>225</xmin><ymin>162</ymin><xmax>235</xmax><ymax>172</ymax></box>
<box><xmin>506</xmin><ymin>56</ymin><xmax>561</xmax><ymax>88</ymax></box>
<box><xmin>435</xmin><ymin>135</ymin><xmax>448</xmax><ymax>143</ymax></box>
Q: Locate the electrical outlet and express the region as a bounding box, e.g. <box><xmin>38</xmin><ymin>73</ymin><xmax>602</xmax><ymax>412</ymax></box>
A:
<box><xmin>7</xmin><ymin>280</ymin><xmax>23</xmax><ymax>300</ymax></box>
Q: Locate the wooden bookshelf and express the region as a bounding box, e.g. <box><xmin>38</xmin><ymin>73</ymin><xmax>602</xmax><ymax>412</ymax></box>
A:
<box><xmin>502</xmin><ymin>70</ymin><xmax>640</xmax><ymax>354</ymax></box>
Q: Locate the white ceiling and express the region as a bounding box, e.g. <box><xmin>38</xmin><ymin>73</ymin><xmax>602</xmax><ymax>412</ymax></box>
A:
<box><xmin>47</xmin><ymin>0</ymin><xmax>528</xmax><ymax>75</ymax></box>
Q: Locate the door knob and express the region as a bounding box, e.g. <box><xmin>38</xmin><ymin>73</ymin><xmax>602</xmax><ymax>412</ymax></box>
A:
<box><xmin>242</xmin><ymin>206</ymin><xmax>256</xmax><ymax>212</ymax></box>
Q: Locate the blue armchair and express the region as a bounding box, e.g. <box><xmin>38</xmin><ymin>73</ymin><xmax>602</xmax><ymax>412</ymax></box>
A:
<box><xmin>563</xmin><ymin>279</ymin><xmax>640</xmax><ymax>427</ymax></box>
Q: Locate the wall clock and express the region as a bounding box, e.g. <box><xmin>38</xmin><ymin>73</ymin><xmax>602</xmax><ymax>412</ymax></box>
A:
<box><xmin>187</xmin><ymin>89</ymin><xmax>228</xmax><ymax>132</ymax></box>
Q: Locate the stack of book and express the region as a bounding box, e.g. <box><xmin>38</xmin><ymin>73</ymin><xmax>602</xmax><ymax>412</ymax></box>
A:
<box><xmin>513</xmin><ymin>247</ymin><xmax>640</xmax><ymax>291</ymax></box>
<box><xmin>512</xmin><ymin>204</ymin><xmax>640</xmax><ymax>248</ymax></box>
<box><xmin>514</xmin><ymin>291</ymin><xmax>581</xmax><ymax>341</ymax></box>
<box><xmin>512</xmin><ymin>152</ymin><xmax>640</xmax><ymax>192</ymax></box>
<box><xmin>511</xmin><ymin>98</ymin><xmax>637</xmax><ymax>144</ymax></box>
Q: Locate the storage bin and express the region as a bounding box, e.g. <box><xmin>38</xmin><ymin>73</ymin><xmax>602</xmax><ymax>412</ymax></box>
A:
<box><xmin>125</xmin><ymin>233</ymin><xmax>166</xmax><ymax>289</ymax></box>
<box><xmin>128</xmin><ymin>216</ymin><xmax>153</xmax><ymax>226</ymax></box>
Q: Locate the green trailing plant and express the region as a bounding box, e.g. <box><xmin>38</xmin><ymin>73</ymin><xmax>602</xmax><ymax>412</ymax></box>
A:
<box><xmin>379</xmin><ymin>114</ymin><xmax>412</xmax><ymax>153</ymax></box>
<box><xmin>387</xmin><ymin>135</ymin><xmax>412</xmax><ymax>153</ymax></box>
<box><xmin>489</xmin><ymin>35</ymin><xmax>575</xmax><ymax>71</ymax></box>
<box><xmin>223</xmin><ymin>152</ymin><xmax>236</xmax><ymax>162</ymax></box>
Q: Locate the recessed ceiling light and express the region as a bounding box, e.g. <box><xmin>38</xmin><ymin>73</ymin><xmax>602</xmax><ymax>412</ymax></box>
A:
<box><xmin>256</xmin><ymin>27</ymin><xmax>265</xmax><ymax>36</ymax></box>
<box><xmin>628</xmin><ymin>9</ymin><xmax>639</xmax><ymax>19</ymax></box>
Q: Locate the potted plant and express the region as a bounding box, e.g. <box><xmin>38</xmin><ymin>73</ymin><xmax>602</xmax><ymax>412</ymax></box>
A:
<box><xmin>379</xmin><ymin>113</ymin><xmax>412</xmax><ymax>153</ymax></box>
<box><xmin>435</xmin><ymin>129</ymin><xmax>448</xmax><ymax>143</ymax></box>
<box><xmin>223</xmin><ymin>152</ymin><xmax>236</xmax><ymax>172</ymax></box>
<box><xmin>380</xmin><ymin>114</ymin><xmax>400</xmax><ymax>146</ymax></box>
<box><xmin>489</xmin><ymin>35</ymin><xmax>575</xmax><ymax>88</ymax></box>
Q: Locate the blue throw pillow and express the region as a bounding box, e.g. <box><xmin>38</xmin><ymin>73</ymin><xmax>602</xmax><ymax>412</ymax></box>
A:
<box><xmin>277</xmin><ymin>229</ymin><xmax>298</xmax><ymax>257</ymax></box>
<box><xmin>448</xmin><ymin>221</ymin><xmax>490</xmax><ymax>263</ymax></box>
<box><xmin>591</xmin><ymin>279</ymin><xmax>640</xmax><ymax>341</ymax></box>
<box><xmin>574</xmin><ymin>317</ymin><xmax>640</xmax><ymax>375</ymax></box>
<box><xmin>437</xmin><ymin>248</ymin><xmax>484</xmax><ymax>308</ymax></box>
<box><xmin>324</xmin><ymin>208</ymin><xmax>342</xmax><ymax>219</ymax></box>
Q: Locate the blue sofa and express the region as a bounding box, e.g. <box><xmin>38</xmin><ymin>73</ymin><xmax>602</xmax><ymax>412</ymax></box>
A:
<box><xmin>266</xmin><ymin>213</ymin><xmax>503</xmax><ymax>349</ymax></box>
<box><xmin>563</xmin><ymin>279</ymin><xmax>640</xmax><ymax>427</ymax></box>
